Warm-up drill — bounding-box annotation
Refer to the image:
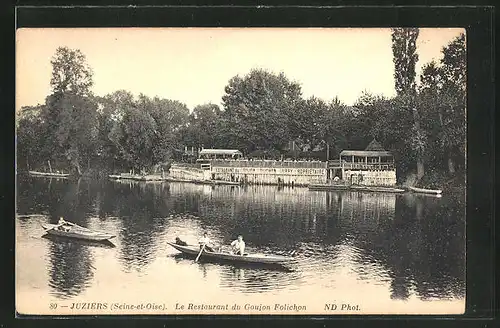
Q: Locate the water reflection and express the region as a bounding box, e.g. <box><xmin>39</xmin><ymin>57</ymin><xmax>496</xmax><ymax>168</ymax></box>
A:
<box><xmin>171</xmin><ymin>254</ymin><xmax>301</xmax><ymax>293</ymax></box>
<box><xmin>42</xmin><ymin>234</ymin><xmax>116</xmax><ymax>249</ymax></box>
<box><xmin>16</xmin><ymin>177</ymin><xmax>465</xmax><ymax>303</ymax></box>
<box><xmin>46</xmin><ymin>233</ymin><xmax>95</xmax><ymax>299</ymax></box>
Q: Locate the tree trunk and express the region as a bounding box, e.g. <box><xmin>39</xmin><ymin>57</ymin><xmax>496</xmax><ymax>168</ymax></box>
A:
<box><xmin>76</xmin><ymin>163</ymin><xmax>82</xmax><ymax>176</ymax></box>
<box><xmin>448</xmin><ymin>157</ymin><xmax>456</xmax><ymax>175</ymax></box>
<box><xmin>47</xmin><ymin>160</ymin><xmax>52</xmax><ymax>173</ymax></box>
<box><xmin>412</xmin><ymin>103</ymin><xmax>425</xmax><ymax>181</ymax></box>
<box><xmin>417</xmin><ymin>158</ymin><xmax>425</xmax><ymax>180</ymax></box>
<box><xmin>439</xmin><ymin>110</ymin><xmax>456</xmax><ymax>175</ymax></box>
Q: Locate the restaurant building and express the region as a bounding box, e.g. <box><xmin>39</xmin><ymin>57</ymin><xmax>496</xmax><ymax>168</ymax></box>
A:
<box><xmin>327</xmin><ymin>139</ymin><xmax>397</xmax><ymax>186</ymax></box>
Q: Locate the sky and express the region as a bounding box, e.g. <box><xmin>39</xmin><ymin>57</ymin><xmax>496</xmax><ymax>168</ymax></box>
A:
<box><xmin>16</xmin><ymin>28</ymin><xmax>464</xmax><ymax>111</ymax></box>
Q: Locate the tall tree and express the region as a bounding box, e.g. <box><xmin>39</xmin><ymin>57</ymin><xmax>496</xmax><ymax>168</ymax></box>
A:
<box><xmin>95</xmin><ymin>90</ymin><xmax>136</xmax><ymax>169</ymax></box>
<box><xmin>106</xmin><ymin>93</ymin><xmax>190</xmax><ymax>171</ymax></box>
<box><xmin>289</xmin><ymin>96</ymin><xmax>328</xmax><ymax>148</ymax></box>
<box><xmin>41</xmin><ymin>47</ymin><xmax>98</xmax><ymax>175</ymax></box>
<box><xmin>391</xmin><ymin>28</ymin><xmax>425</xmax><ymax>180</ymax></box>
<box><xmin>50</xmin><ymin>47</ymin><xmax>94</xmax><ymax>96</ymax></box>
<box><xmin>184</xmin><ymin>103</ymin><xmax>222</xmax><ymax>149</ymax></box>
<box><xmin>418</xmin><ymin>33</ymin><xmax>466</xmax><ymax>175</ymax></box>
<box><xmin>221</xmin><ymin>69</ymin><xmax>302</xmax><ymax>154</ymax></box>
<box><xmin>439</xmin><ymin>33</ymin><xmax>466</xmax><ymax>174</ymax></box>
<box><xmin>108</xmin><ymin>100</ymin><xmax>157</xmax><ymax>171</ymax></box>
<box><xmin>391</xmin><ymin>28</ymin><xmax>419</xmax><ymax>97</ymax></box>
<box><xmin>16</xmin><ymin>105</ymin><xmax>47</xmax><ymax>170</ymax></box>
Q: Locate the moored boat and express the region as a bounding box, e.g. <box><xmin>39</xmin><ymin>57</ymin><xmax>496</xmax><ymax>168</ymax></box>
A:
<box><xmin>29</xmin><ymin>171</ymin><xmax>70</xmax><ymax>178</ymax></box>
<box><xmin>408</xmin><ymin>186</ymin><xmax>443</xmax><ymax>195</ymax></box>
<box><xmin>350</xmin><ymin>185</ymin><xmax>406</xmax><ymax>193</ymax></box>
<box><xmin>167</xmin><ymin>242</ymin><xmax>292</xmax><ymax>265</ymax></box>
<box><xmin>41</xmin><ymin>222</ymin><xmax>115</xmax><ymax>241</ymax></box>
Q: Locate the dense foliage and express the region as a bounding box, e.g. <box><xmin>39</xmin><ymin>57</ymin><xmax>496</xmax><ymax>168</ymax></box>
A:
<box><xmin>17</xmin><ymin>32</ymin><xmax>466</xmax><ymax>186</ymax></box>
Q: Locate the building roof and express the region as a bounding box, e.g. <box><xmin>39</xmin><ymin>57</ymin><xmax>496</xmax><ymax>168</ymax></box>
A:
<box><xmin>365</xmin><ymin>139</ymin><xmax>385</xmax><ymax>151</ymax></box>
<box><xmin>199</xmin><ymin>149</ymin><xmax>243</xmax><ymax>156</ymax></box>
<box><xmin>340</xmin><ymin>150</ymin><xmax>393</xmax><ymax>157</ymax></box>
<box><xmin>339</xmin><ymin>139</ymin><xmax>392</xmax><ymax>157</ymax></box>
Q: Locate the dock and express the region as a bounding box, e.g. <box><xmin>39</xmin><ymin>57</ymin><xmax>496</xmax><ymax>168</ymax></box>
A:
<box><xmin>108</xmin><ymin>173</ymin><xmax>241</xmax><ymax>186</ymax></box>
<box><xmin>308</xmin><ymin>183</ymin><xmax>406</xmax><ymax>193</ymax></box>
<box><xmin>108</xmin><ymin>173</ymin><xmax>168</xmax><ymax>181</ymax></box>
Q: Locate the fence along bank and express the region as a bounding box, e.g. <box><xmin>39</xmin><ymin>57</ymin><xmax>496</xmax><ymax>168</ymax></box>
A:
<box><xmin>169</xmin><ymin>149</ymin><xmax>327</xmax><ymax>186</ymax></box>
<box><xmin>169</xmin><ymin>140</ymin><xmax>397</xmax><ymax>188</ymax></box>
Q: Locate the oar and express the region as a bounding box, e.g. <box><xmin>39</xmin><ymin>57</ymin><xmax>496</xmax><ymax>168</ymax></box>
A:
<box><xmin>195</xmin><ymin>244</ymin><xmax>206</xmax><ymax>262</ymax></box>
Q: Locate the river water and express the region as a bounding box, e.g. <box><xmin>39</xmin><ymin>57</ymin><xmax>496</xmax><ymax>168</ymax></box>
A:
<box><xmin>15</xmin><ymin>176</ymin><xmax>465</xmax><ymax>315</ymax></box>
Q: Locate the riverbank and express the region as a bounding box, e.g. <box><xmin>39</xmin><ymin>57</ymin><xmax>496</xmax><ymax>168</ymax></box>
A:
<box><xmin>414</xmin><ymin>171</ymin><xmax>465</xmax><ymax>193</ymax></box>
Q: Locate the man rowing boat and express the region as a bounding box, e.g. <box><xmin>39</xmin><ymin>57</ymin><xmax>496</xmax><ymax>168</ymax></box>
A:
<box><xmin>230</xmin><ymin>235</ymin><xmax>245</xmax><ymax>255</ymax></box>
<box><xmin>199</xmin><ymin>232</ymin><xmax>215</xmax><ymax>252</ymax></box>
<box><xmin>58</xmin><ymin>217</ymin><xmax>71</xmax><ymax>232</ymax></box>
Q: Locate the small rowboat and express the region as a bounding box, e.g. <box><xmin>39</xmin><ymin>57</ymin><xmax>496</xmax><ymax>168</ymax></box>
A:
<box><xmin>29</xmin><ymin>171</ymin><xmax>70</xmax><ymax>178</ymax></box>
<box><xmin>41</xmin><ymin>222</ymin><xmax>116</xmax><ymax>241</ymax></box>
<box><xmin>408</xmin><ymin>186</ymin><xmax>443</xmax><ymax>195</ymax></box>
<box><xmin>167</xmin><ymin>242</ymin><xmax>292</xmax><ymax>265</ymax></box>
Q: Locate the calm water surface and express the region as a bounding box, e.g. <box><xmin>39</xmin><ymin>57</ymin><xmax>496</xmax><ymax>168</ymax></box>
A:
<box><xmin>16</xmin><ymin>176</ymin><xmax>465</xmax><ymax>315</ymax></box>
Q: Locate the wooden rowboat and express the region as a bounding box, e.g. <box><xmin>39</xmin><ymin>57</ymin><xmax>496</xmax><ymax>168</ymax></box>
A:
<box><xmin>408</xmin><ymin>186</ymin><xmax>443</xmax><ymax>195</ymax></box>
<box><xmin>41</xmin><ymin>222</ymin><xmax>115</xmax><ymax>241</ymax></box>
<box><xmin>167</xmin><ymin>242</ymin><xmax>292</xmax><ymax>265</ymax></box>
<box><xmin>29</xmin><ymin>171</ymin><xmax>70</xmax><ymax>178</ymax></box>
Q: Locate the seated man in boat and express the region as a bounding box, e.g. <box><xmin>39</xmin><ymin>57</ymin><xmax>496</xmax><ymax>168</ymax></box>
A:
<box><xmin>58</xmin><ymin>217</ymin><xmax>71</xmax><ymax>232</ymax></box>
<box><xmin>175</xmin><ymin>237</ymin><xmax>188</xmax><ymax>246</ymax></box>
<box><xmin>230</xmin><ymin>235</ymin><xmax>245</xmax><ymax>255</ymax></box>
<box><xmin>199</xmin><ymin>232</ymin><xmax>215</xmax><ymax>252</ymax></box>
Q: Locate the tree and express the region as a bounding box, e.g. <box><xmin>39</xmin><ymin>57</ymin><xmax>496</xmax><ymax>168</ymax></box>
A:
<box><xmin>183</xmin><ymin>103</ymin><xmax>222</xmax><ymax>149</ymax></box>
<box><xmin>289</xmin><ymin>96</ymin><xmax>328</xmax><ymax>148</ymax></box>
<box><xmin>106</xmin><ymin>93</ymin><xmax>190</xmax><ymax>171</ymax></box>
<box><xmin>108</xmin><ymin>100</ymin><xmax>157</xmax><ymax>171</ymax></box>
<box><xmin>40</xmin><ymin>47</ymin><xmax>98</xmax><ymax>175</ymax></box>
<box><xmin>140</xmin><ymin>95</ymin><xmax>190</xmax><ymax>166</ymax></box>
<box><xmin>441</xmin><ymin>33</ymin><xmax>466</xmax><ymax>92</ymax></box>
<box><xmin>391</xmin><ymin>28</ymin><xmax>419</xmax><ymax>97</ymax></box>
<box><xmin>50</xmin><ymin>47</ymin><xmax>93</xmax><ymax>96</ymax></box>
<box><xmin>95</xmin><ymin>90</ymin><xmax>136</xmax><ymax>169</ymax></box>
<box><xmin>391</xmin><ymin>28</ymin><xmax>426</xmax><ymax>180</ymax></box>
<box><xmin>418</xmin><ymin>33</ymin><xmax>466</xmax><ymax>175</ymax></box>
<box><xmin>439</xmin><ymin>33</ymin><xmax>466</xmax><ymax>174</ymax></box>
<box><xmin>319</xmin><ymin>99</ymin><xmax>350</xmax><ymax>160</ymax></box>
<box><xmin>221</xmin><ymin>69</ymin><xmax>302</xmax><ymax>154</ymax></box>
<box><xmin>16</xmin><ymin>105</ymin><xmax>47</xmax><ymax>170</ymax></box>
<box><xmin>42</xmin><ymin>93</ymin><xmax>99</xmax><ymax>175</ymax></box>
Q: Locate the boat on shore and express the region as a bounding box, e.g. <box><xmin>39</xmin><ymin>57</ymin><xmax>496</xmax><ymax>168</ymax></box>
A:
<box><xmin>167</xmin><ymin>241</ymin><xmax>292</xmax><ymax>265</ymax></box>
<box><xmin>41</xmin><ymin>221</ymin><xmax>115</xmax><ymax>241</ymax></box>
<box><xmin>408</xmin><ymin>186</ymin><xmax>443</xmax><ymax>195</ymax></box>
<box><xmin>29</xmin><ymin>171</ymin><xmax>70</xmax><ymax>178</ymax></box>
